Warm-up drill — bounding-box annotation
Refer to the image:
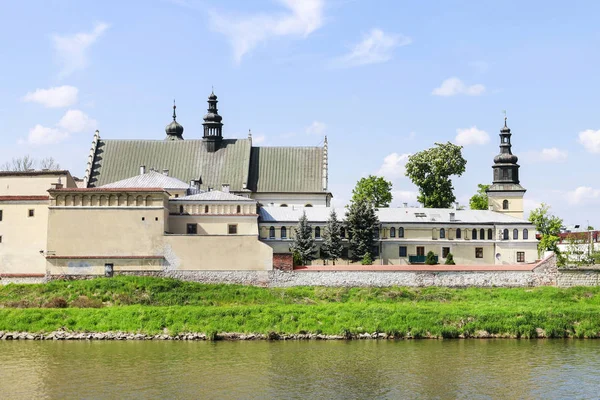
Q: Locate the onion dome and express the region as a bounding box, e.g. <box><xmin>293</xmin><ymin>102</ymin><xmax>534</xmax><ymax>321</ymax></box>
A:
<box><xmin>165</xmin><ymin>101</ymin><xmax>184</xmax><ymax>141</ymax></box>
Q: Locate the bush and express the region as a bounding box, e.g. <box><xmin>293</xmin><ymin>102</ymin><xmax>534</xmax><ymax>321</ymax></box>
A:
<box><xmin>445</xmin><ymin>253</ymin><xmax>456</xmax><ymax>265</ymax></box>
<box><xmin>43</xmin><ymin>297</ymin><xmax>68</xmax><ymax>308</ymax></box>
<box><xmin>361</xmin><ymin>253</ymin><xmax>373</xmax><ymax>265</ymax></box>
<box><xmin>292</xmin><ymin>251</ymin><xmax>303</xmax><ymax>267</ymax></box>
<box><xmin>425</xmin><ymin>251</ymin><xmax>437</xmax><ymax>265</ymax></box>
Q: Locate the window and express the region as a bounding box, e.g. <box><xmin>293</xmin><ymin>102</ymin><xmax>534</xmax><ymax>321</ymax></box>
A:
<box><xmin>523</xmin><ymin>229</ymin><xmax>529</xmax><ymax>240</ymax></box>
<box><xmin>280</xmin><ymin>204</ymin><xmax>288</xmax><ymax>207</ymax></box>
<box><xmin>0</xmin><ymin>235</ymin><xmax>2</xmax><ymax>243</ymax></box>
<box><xmin>305</xmin><ymin>204</ymin><xmax>313</xmax><ymax>207</ymax></box>
<box><xmin>503</xmin><ymin>229</ymin><xmax>509</xmax><ymax>240</ymax></box>
<box><xmin>456</xmin><ymin>228</ymin><xmax>462</xmax><ymax>239</ymax></box>
<box><xmin>487</xmin><ymin>229</ymin><xmax>493</xmax><ymax>240</ymax></box>
<box><xmin>28</xmin><ymin>209</ymin><xmax>35</xmax><ymax>217</ymax></box>
<box><xmin>502</xmin><ymin>170</ymin><xmax>509</xmax><ymax>179</ymax></box>
<box><xmin>315</xmin><ymin>227</ymin><xmax>321</xmax><ymax>238</ymax></box>
<box><xmin>228</xmin><ymin>224</ymin><xmax>237</xmax><ymax>235</ymax></box>
<box><xmin>341</xmin><ymin>227</ymin><xmax>346</xmax><ymax>238</ymax></box>
<box><xmin>398</xmin><ymin>227</ymin><xmax>404</xmax><ymax>238</ymax></box>
<box><xmin>236</xmin><ymin>205</ymin><xmax>241</xmax><ymax>214</ymax></box>
<box><xmin>374</xmin><ymin>227</ymin><xmax>379</xmax><ymax>239</ymax></box>
<box><xmin>390</xmin><ymin>227</ymin><xmax>396</xmax><ymax>238</ymax></box>
<box><xmin>440</xmin><ymin>228</ymin><xmax>445</xmax><ymax>239</ymax></box>
<box><xmin>205</xmin><ymin>205</ymin><xmax>209</xmax><ymax>213</ymax></box>
<box><xmin>399</xmin><ymin>246</ymin><xmax>407</xmax><ymax>257</ymax></box>
<box><xmin>480</xmin><ymin>229</ymin><xmax>485</xmax><ymax>240</ymax></box>
<box><xmin>142</xmin><ymin>217</ymin><xmax>145</xmax><ymax>221</ymax></box>
<box><xmin>179</xmin><ymin>205</ymin><xmax>184</xmax><ymax>214</ymax></box>
<box><xmin>416</xmin><ymin>246</ymin><xmax>425</xmax><ymax>256</ymax></box>
<box><xmin>269</xmin><ymin>226</ymin><xmax>275</xmax><ymax>239</ymax></box>
<box><xmin>517</xmin><ymin>252</ymin><xmax>525</xmax><ymax>262</ymax></box>
<box><xmin>0</xmin><ymin>209</ymin><xmax>2</xmax><ymax>221</ymax></box>
<box><xmin>186</xmin><ymin>224</ymin><xmax>197</xmax><ymax>234</ymax></box>
<box><xmin>513</xmin><ymin>229</ymin><xmax>519</xmax><ymax>240</ymax></box>
<box><xmin>281</xmin><ymin>226</ymin><xmax>287</xmax><ymax>239</ymax></box>
<box><xmin>475</xmin><ymin>247</ymin><xmax>483</xmax><ymax>258</ymax></box>
<box><xmin>503</xmin><ymin>200</ymin><xmax>509</xmax><ymax>210</ymax></box>
<box><xmin>174</xmin><ymin>194</ymin><xmax>179</xmax><ymax>198</ymax></box>
<box><xmin>442</xmin><ymin>247</ymin><xmax>450</xmax><ymax>258</ymax></box>
<box><xmin>472</xmin><ymin>229</ymin><xmax>477</xmax><ymax>240</ymax></box>
<box><xmin>155</xmin><ymin>217</ymin><xmax>159</xmax><ymax>221</ymax></box>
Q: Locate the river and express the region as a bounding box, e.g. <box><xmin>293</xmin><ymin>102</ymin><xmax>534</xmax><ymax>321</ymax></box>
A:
<box><xmin>0</xmin><ymin>340</ymin><xmax>598</xmax><ymax>399</ymax></box>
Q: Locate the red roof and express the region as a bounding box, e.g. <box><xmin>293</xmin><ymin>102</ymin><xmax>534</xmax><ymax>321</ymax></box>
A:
<box><xmin>0</xmin><ymin>195</ymin><xmax>49</xmax><ymax>201</ymax></box>
<box><xmin>48</xmin><ymin>187</ymin><xmax>166</xmax><ymax>193</ymax></box>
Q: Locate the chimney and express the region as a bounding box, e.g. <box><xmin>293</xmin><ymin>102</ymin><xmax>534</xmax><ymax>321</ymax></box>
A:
<box><xmin>222</xmin><ymin>183</ymin><xmax>230</xmax><ymax>193</ymax></box>
<box><xmin>51</xmin><ymin>182</ymin><xmax>63</xmax><ymax>190</ymax></box>
<box><xmin>449</xmin><ymin>212</ymin><xmax>455</xmax><ymax>222</ymax></box>
<box><xmin>454</xmin><ymin>202</ymin><xmax>459</xmax><ymax>210</ymax></box>
<box><xmin>403</xmin><ymin>202</ymin><xmax>408</xmax><ymax>208</ymax></box>
<box><xmin>140</xmin><ymin>165</ymin><xmax>146</xmax><ymax>175</ymax></box>
<box><xmin>162</xmin><ymin>169</ymin><xmax>169</xmax><ymax>176</ymax></box>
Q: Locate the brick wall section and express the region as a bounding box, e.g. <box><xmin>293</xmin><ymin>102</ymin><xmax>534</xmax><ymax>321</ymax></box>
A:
<box><xmin>273</xmin><ymin>253</ymin><xmax>293</xmax><ymax>271</ymax></box>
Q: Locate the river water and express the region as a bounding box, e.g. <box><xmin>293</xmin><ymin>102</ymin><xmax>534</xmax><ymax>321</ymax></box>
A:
<box><xmin>0</xmin><ymin>340</ymin><xmax>598</xmax><ymax>399</ymax></box>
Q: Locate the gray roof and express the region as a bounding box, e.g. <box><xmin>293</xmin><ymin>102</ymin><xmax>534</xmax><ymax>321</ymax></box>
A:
<box><xmin>100</xmin><ymin>170</ymin><xmax>190</xmax><ymax>190</ymax></box>
<box><xmin>174</xmin><ymin>190</ymin><xmax>256</xmax><ymax>202</ymax></box>
<box><xmin>248</xmin><ymin>146</ymin><xmax>324</xmax><ymax>192</ymax></box>
<box><xmin>259</xmin><ymin>206</ymin><xmax>532</xmax><ymax>225</ymax></box>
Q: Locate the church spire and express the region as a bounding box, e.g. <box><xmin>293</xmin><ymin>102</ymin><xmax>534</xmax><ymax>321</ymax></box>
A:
<box><xmin>203</xmin><ymin>90</ymin><xmax>223</xmax><ymax>152</ymax></box>
<box><xmin>165</xmin><ymin>100</ymin><xmax>184</xmax><ymax>141</ymax></box>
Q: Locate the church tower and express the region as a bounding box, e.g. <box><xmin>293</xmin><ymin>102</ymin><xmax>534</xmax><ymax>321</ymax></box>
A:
<box><xmin>202</xmin><ymin>91</ymin><xmax>223</xmax><ymax>152</ymax></box>
<box><xmin>486</xmin><ymin>117</ymin><xmax>526</xmax><ymax>219</ymax></box>
<box><xmin>165</xmin><ymin>101</ymin><xmax>184</xmax><ymax>141</ymax></box>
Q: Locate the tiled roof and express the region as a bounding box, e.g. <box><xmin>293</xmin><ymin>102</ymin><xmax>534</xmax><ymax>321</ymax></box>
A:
<box><xmin>48</xmin><ymin>188</ymin><xmax>165</xmax><ymax>193</ymax></box>
<box><xmin>174</xmin><ymin>190</ymin><xmax>256</xmax><ymax>202</ymax></box>
<box><xmin>0</xmin><ymin>196</ymin><xmax>49</xmax><ymax>201</ymax></box>
<box><xmin>100</xmin><ymin>171</ymin><xmax>190</xmax><ymax>190</ymax></box>
<box><xmin>248</xmin><ymin>146</ymin><xmax>324</xmax><ymax>192</ymax></box>
<box><xmin>258</xmin><ymin>206</ymin><xmax>533</xmax><ymax>225</ymax></box>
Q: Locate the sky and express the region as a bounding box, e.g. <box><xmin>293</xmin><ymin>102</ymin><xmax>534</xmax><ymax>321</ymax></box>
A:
<box><xmin>1</xmin><ymin>0</ymin><xmax>600</xmax><ymax>227</ymax></box>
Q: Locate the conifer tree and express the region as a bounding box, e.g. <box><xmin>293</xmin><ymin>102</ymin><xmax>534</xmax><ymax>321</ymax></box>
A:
<box><xmin>289</xmin><ymin>211</ymin><xmax>315</xmax><ymax>265</ymax></box>
<box><xmin>425</xmin><ymin>251</ymin><xmax>437</xmax><ymax>265</ymax></box>
<box><xmin>321</xmin><ymin>210</ymin><xmax>344</xmax><ymax>265</ymax></box>
<box><xmin>345</xmin><ymin>198</ymin><xmax>379</xmax><ymax>262</ymax></box>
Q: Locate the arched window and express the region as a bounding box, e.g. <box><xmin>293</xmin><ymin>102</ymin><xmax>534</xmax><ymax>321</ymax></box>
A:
<box><xmin>281</xmin><ymin>226</ymin><xmax>287</xmax><ymax>239</ymax></box>
<box><xmin>440</xmin><ymin>228</ymin><xmax>446</xmax><ymax>239</ymax></box>
<box><xmin>472</xmin><ymin>229</ymin><xmax>477</xmax><ymax>240</ymax></box>
<box><xmin>523</xmin><ymin>229</ymin><xmax>529</xmax><ymax>240</ymax></box>
<box><xmin>269</xmin><ymin>226</ymin><xmax>275</xmax><ymax>239</ymax></box>
<box><xmin>236</xmin><ymin>205</ymin><xmax>241</xmax><ymax>214</ymax></box>
<box><xmin>315</xmin><ymin>227</ymin><xmax>321</xmax><ymax>238</ymax></box>
<box><xmin>456</xmin><ymin>228</ymin><xmax>462</xmax><ymax>239</ymax></box>
<box><xmin>305</xmin><ymin>204</ymin><xmax>313</xmax><ymax>207</ymax></box>
<box><xmin>503</xmin><ymin>200</ymin><xmax>509</xmax><ymax>210</ymax></box>
<box><xmin>374</xmin><ymin>228</ymin><xmax>380</xmax><ymax>239</ymax></box>
<box><xmin>513</xmin><ymin>229</ymin><xmax>519</xmax><ymax>240</ymax></box>
<box><xmin>390</xmin><ymin>227</ymin><xmax>396</xmax><ymax>238</ymax></box>
<box><xmin>398</xmin><ymin>227</ymin><xmax>404</xmax><ymax>238</ymax></box>
<box><xmin>487</xmin><ymin>229</ymin><xmax>493</xmax><ymax>240</ymax></box>
<box><xmin>204</xmin><ymin>205</ymin><xmax>209</xmax><ymax>213</ymax></box>
<box><xmin>341</xmin><ymin>227</ymin><xmax>346</xmax><ymax>238</ymax></box>
<box><xmin>179</xmin><ymin>205</ymin><xmax>184</xmax><ymax>214</ymax></box>
<box><xmin>480</xmin><ymin>229</ymin><xmax>485</xmax><ymax>240</ymax></box>
<box><xmin>280</xmin><ymin>204</ymin><xmax>288</xmax><ymax>207</ymax></box>
<box><xmin>503</xmin><ymin>229</ymin><xmax>509</xmax><ymax>240</ymax></box>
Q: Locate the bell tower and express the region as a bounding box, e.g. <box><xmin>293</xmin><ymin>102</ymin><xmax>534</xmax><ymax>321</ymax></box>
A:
<box><xmin>202</xmin><ymin>91</ymin><xmax>223</xmax><ymax>152</ymax></box>
<box><xmin>486</xmin><ymin>117</ymin><xmax>526</xmax><ymax>219</ymax></box>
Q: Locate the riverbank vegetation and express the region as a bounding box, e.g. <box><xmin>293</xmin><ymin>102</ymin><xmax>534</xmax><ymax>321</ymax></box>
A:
<box><xmin>1</xmin><ymin>277</ymin><xmax>600</xmax><ymax>338</ymax></box>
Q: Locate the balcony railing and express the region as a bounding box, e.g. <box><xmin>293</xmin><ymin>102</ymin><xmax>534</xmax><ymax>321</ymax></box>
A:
<box><xmin>408</xmin><ymin>255</ymin><xmax>439</xmax><ymax>264</ymax></box>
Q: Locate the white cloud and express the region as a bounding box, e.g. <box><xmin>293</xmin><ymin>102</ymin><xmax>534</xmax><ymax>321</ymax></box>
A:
<box><xmin>53</xmin><ymin>22</ymin><xmax>109</xmax><ymax>77</ymax></box>
<box><xmin>566</xmin><ymin>186</ymin><xmax>600</xmax><ymax>205</ymax></box>
<box><xmin>523</xmin><ymin>147</ymin><xmax>568</xmax><ymax>163</ymax></box>
<box><xmin>391</xmin><ymin>190</ymin><xmax>418</xmax><ymax>206</ymax></box>
<box><xmin>377</xmin><ymin>152</ymin><xmax>411</xmax><ymax>180</ymax></box>
<box><xmin>210</xmin><ymin>0</ymin><xmax>324</xmax><ymax>63</ymax></box>
<box><xmin>333</xmin><ymin>28</ymin><xmax>411</xmax><ymax>68</ymax></box>
<box><xmin>455</xmin><ymin>126</ymin><xmax>489</xmax><ymax>146</ymax></box>
<box><xmin>432</xmin><ymin>77</ymin><xmax>485</xmax><ymax>97</ymax></box>
<box><xmin>57</xmin><ymin>110</ymin><xmax>97</xmax><ymax>133</ymax></box>
<box><xmin>25</xmin><ymin>124</ymin><xmax>69</xmax><ymax>145</ymax></box>
<box><xmin>306</xmin><ymin>121</ymin><xmax>326</xmax><ymax>135</ymax></box>
<box><xmin>523</xmin><ymin>198</ymin><xmax>542</xmax><ymax>216</ymax></box>
<box><xmin>578</xmin><ymin>129</ymin><xmax>600</xmax><ymax>153</ymax></box>
<box><xmin>253</xmin><ymin>134</ymin><xmax>266</xmax><ymax>144</ymax></box>
<box><xmin>22</xmin><ymin>86</ymin><xmax>78</xmax><ymax>108</ymax></box>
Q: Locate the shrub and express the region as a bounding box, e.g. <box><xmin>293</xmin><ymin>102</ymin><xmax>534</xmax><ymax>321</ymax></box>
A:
<box><xmin>425</xmin><ymin>251</ymin><xmax>437</xmax><ymax>265</ymax></box>
<box><xmin>292</xmin><ymin>251</ymin><xmax>303</xmax><ymax>267</ymax></box>
<box><xmin>43</xmin><ymin>297</ymin><xmax>68</xmax><ymax>308</ymax></box>
<box><xmin>445</xmin><ymin>253</ymin><xmax>456</xmax><ymax>265</ymax></box>
<box><xmin>361</xmin><ymin>253</ymin><xmax>373</xmax><ymax>265</ymax></box>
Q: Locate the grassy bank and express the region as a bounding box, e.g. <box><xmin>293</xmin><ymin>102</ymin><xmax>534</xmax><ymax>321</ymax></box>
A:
<box><xmin>1</xmin><ymin>277</ymin><xmax>600</xmax><ymax>338</ymax></box>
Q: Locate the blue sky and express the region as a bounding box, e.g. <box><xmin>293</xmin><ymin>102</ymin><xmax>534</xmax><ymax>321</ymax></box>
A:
<box><xmin>2</xmin><ymin>0</ymin><xmax>600</xmax><ymax>226</ymax></box>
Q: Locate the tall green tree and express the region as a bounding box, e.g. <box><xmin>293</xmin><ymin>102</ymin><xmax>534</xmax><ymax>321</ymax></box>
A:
<box><xmin>351</xmin><ymin>175</ymin><xmax>393</xmax><ymax>207</ymax></box>
<box><xmin>528</xmin><ymin>203</ymin><xmax>563</xmax><ymax>257</ymax></box>
<box><xmin>469</xmin><ymin>184</ymin><xmax>490</xmax><ymax>210</ymax></box>
<box><xmin>289</xmin><ymin>211</ymin><xmax>316</xmax><ymax>266</ymax></box>
<box><xmin>405</xmin><ymin>142</ymin><xmax>467</xmax><ymax>208</ymax></box>
<box><xmin>345</xmin><ymin>198</ymin><xmax>379</xmax><ymax>262</ymax></box>
<box><xmin>320</xmin><ymin>210</ymin><xmax>344</xmax><ymax>265</ymax></box>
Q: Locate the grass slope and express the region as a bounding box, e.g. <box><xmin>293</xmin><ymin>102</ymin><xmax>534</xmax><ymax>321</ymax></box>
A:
<box><xmin>1</xmin><ymin>277</ymin><xmax>599</xmax><ymax>338</ymax></box>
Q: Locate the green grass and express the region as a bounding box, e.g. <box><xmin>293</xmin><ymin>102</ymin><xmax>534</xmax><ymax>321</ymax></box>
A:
<box><xmin>0</xmin><ymin>276</ymin><xmax>600</xmax><ymax>337</ymax></box>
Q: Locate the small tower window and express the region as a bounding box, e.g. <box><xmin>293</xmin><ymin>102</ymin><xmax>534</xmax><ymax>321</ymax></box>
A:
<box><xmin>503</xmin><ymin>200</ymin><xmax>509</xmax><ymax>210</ymax></box>
<box><xmin>390</xmin><ymin>227</ymin><xmax>396</xmax><ymax>238</ymax></box>
<box><xmin>513</xmin><ymin>229</ymin><xmax>519</xmax><ymax>240</ymax></box>
<box><xmin>269</xmin><ymin>226</ymin><xmax>275</xmax><ymax>239</ymax></box>
<box><xmin>439</xmin><ymin>228</ymin><xmax>445</xmax><ymax>239</ymax></box>
<box><xmin>315</xmin><ymin>227</ymin><xmax>321</xmax><ymax>238</ymax></box>
<box><xmin>281</xmin><ymin>226</ymin><xmax>287</xmax><ymax>239</ymax></box>
<box><xmin>523</xmin><ymin>229</ymin><xmax>529</xmax><ymax>240</ymax></box>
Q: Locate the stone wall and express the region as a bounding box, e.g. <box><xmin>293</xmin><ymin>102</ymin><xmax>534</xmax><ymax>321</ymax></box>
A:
<box><xmin>557</xmin><ymin>269</ymin><xmax>600</xmax><ymax>287</ymax></box>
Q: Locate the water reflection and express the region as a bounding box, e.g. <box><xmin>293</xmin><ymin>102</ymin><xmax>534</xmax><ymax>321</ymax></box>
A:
<box><xmin>0</xmin><ymin>340</ymin><xmax>599</xmax><ymax>399</ymax></box>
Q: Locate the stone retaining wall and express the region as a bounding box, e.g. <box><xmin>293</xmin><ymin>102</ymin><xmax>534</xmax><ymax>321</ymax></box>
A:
<box><xmin>557</xmin><ymin>270</ymin><xmax>600</xmax><ymax>287</ymax></box>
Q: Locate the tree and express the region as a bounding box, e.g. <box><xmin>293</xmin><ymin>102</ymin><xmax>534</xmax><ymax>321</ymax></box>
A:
<box><xmin>345</xmin><ymin>198</ymin><xmax>379</xmax><ymax>262</ymax></box>
<box><xmin>405</xmin><ymin>142</ymin><xmax>467</xmax><ymax>208</ymax></box>
<box><xmin>469</xmin><ymin>184</ymin><xmax>490</xmax><ymax>210</ymax></box>
<box><xmin>528</xmin><ymin>203</ymin><xmax>563</xmax><ymax>258</ymax></box>
<box><xmin>351</xmin><ymin>175</ymin><xmax>393</xmax><ymax>207</ymax></box>
<box><xmin>320</xmin><ymin>210</ymin><xmax>344</xmax><ymax>265</ymax></box>
<box><xmin>444</xmin><ymin>253</ymin><xmax>456</xmax><ymax>265</ymax></box>
<box><xmin>39</xmin><ymin>157</ymin><xmax>60</xmax><ymax>170</ymax></box>
<box><xmin>289</xmin><ymin>211</ymin><xmax>316</xmax><ymax>266</ymax></box>
<box><xmin>425</xmin><ymin>251</ymin><xmax>437</xmax><ymax>265</ymax></box>
<box><xmin>1</xmin><ymin>155</ymin><xmax>35</xmax><ymax>171</ymax></box>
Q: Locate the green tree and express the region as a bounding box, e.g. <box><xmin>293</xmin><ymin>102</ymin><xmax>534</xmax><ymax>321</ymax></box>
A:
<box><xmin>444</xmin><ymin>253</ymin><xmax>456</xmax><ymax>265</ymax></box>
<box><xmin>469</xmin><ymin>184</ymin><xmax>490</xmax><ymax>210</ymax></box>
<box><xmin>425</xmin><ymin>251</ymin><xmax>437</xmax><ymax>265</ymax></box>
<box><xmin>528</xmin><ymin>203</ymin><xmax>563</xmax><ymax>258</ymax></box>
<box><xmin>289</xmin><ymin>211</ymin><xmax>316</xmax><ymax>266</ymax></box>
<box><xmin>405</xmin><ymin>142</ymin><xmax>467</xmax><ymax>208</ymax></box>
<box><xmin>351</xmin><ymin>175</ymin><xmax>393</xmax><ymax>207</ymax></box>
<box><xmin>320</xmin><ymin>210</ymin><xmax>344</xmax><ymax>265</ymax></box>
<box><xmin>345</xmin><ymin>198</ymin><xmax>379</xmax><ymax>262</ymax></box>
